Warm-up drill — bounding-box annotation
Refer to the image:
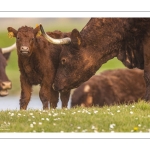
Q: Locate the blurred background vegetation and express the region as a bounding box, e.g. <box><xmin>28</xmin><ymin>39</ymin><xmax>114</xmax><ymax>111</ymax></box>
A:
<box><xmin>0</xmin><ymin>18</ymin><xmax>125</xmax><ymax>96</ymax></box>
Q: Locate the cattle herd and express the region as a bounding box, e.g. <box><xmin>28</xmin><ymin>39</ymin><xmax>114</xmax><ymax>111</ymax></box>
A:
<box><xmin>1</xmin><ymin>18</ymin><xmax>150</xmax><ymax>110</ymax></box>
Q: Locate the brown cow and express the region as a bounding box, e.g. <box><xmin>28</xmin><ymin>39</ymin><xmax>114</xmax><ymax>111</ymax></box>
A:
<box><xmin>0</xmin><ymin>43</ymin><xmax>16</xmax><ymax>96</ymax></box>
<box><xmin>71</xmin><ymin>68</ymin><xmax>145</xmax><ymax>108</ymax></box>
<box><xmin>7</xmin><ymin>26</ymin><xmax>70</xmax><ymax>110</ymax></box>
<box><xmin>40</xmin><ymin>18</ymin><xmax>150</xmax><ymax>102</ymax></box>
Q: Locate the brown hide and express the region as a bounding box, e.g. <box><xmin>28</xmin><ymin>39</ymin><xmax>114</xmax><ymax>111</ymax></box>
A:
<box><xmin>71</xmin><ymin>68</ymin><xmax>145</xmax><ymax>107</ymax></box>
<box><xmin>7</xmin><ymin>26</ymin><xmax>70</xmax><ymax>109</ymax></box>
<box><xmin>49</xmin><ymin>18</ymin><xmax>150</xmax><ymax>101</ymax></box>
<box><xmin>0</xmin><ymin>49</ymin><xmax>12</xmax><ymax>96</ymax></box>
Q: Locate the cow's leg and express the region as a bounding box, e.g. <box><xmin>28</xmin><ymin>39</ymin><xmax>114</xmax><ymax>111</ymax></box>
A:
<box><xmin>39</xmin><ymin>85</ymin><xmax>50</xmax><ymax>110</ymax></box>
<box><xmin>49</xmin><ymin>88</ymin><xmax>59</xmax><ymax>109</ymax></box>
<box><xmin>143</xmin><ymin>35</ymin><xmax>150</xmax><ymax>101</ymax></box>
<box><xmin>60</xmin><ymin>90</ymin><xmax>70</xmax><ymax>108</ymax></box>
<box><xmin>20</xmin><ymin>75</ymin><xmax>32</xmax><ymax>110</ymax></box>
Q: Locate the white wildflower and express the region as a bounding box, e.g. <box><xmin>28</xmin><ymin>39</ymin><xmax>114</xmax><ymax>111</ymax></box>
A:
<box><xmin>91</xmin><ymin>125</ymin><xmax>97</xmax><ymax>130</ymax></box>
<box><xmin>39</xmin><ymin>122</ymin><xmax>42</xmax><ymax>125</ymax></box>
<box><xmin>94</xmin><ymin>130</ymin><xmax>98</xmax><ymax>133</ymax></box>
<box><xmin>48</xmin><ymin>113</ymin><xmax>51</xmax><ymax>116</ymax></box>
<box><xmin>110</xmin><ymin>112</ymin><xmax>114</xmax><ymax>116</ymax></box>
<box><xmin>110</xmin><ymin>124</ymin><xmax>116</xmax><ymax>129</ymax></box>
<box><xmin>117</xmin><ymin>110</ymin><xmax>120</xmax><ymax>113</ymax></box>
<box><xmin>10</xmin><ymin>113</ymin><xmax>14</xmax><ymax>116</ymax></box>
<box><xmin>94</xmin><ymin>110</ymin><xmax>98</xmax><ymax>114</ymax></box>
<box><xmin>130</xmin><ymin>111</ymin><xmax>133</xmax><ymax>114</ymax></box>
<box><xmin>53</xmin><ymin>113</ymin><xmax>58</xmax><ymax>117</ymax></box>
<box><xmin>72</xmin><ymin>112</ymin><xmax>76</xmax><ymax>115</ymax></box>
<box><xmin>46</xmin><ymin>118</ymin><xmax>49</xmax><ymax>121</ymax></box>
<box><xmin>30</xmin><ymin>124</ymin><xmax>33</xmax><ymax>128</ymax></box>
<box><xmin>33</xmin><ymin>122</ymin><xmax>36</xmax><ymax>125</ymax></box>
<box><xmin>82</xmin><ymin>129</ymin><xmax>87</xmax><ymax>132</ymax></box>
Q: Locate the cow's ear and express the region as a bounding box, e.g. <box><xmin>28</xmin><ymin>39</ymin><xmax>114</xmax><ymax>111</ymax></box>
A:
<box><xmin>71</xmin><ymin>29</ymin><xmax>82</xmax><ymax>48</ymax></box>
<box><xmin>34</xmin><ymin>25</ymin><xmax>41</xmax><ymax>37</ymax></box>
<box><xmin>7</xmin><ymin>27</ymin><xmax>17</xmax><ymax>38</ymax></box>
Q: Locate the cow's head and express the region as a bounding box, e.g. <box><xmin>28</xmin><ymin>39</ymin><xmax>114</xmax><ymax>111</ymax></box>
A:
<box><xmin>40</xmin><ymin>25</ymin><xmax>97</xmax><ymax>91</ymax></box>
<box><xmin>7</xmin><ymin>26</ymin><xmax>40</xmax><ymax>57</ymax></box>
<box><xmin>0</xmin><ymin>49</ymin><xmax>12</xmax><ymax>96</ymax></box>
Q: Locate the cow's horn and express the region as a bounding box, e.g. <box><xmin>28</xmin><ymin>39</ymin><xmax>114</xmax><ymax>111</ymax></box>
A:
<box><xmin>1</xmin><ymin>43</ymin><xmax>16</xmax><ymax>54</ymax></box>
<box><xmin>40</xmin><ymin>24</ymin><xmax>71</xmax><ymax>44</ymax></box>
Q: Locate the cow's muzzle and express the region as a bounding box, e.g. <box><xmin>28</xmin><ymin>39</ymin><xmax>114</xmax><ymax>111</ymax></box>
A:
<box><xmin>20</xmin><ymin>46</ymin><xmax>30</xmax><ymax>55</ymax></box>
<box><xmin>0</xmin><ymin>81</ymin><xmax>12</xmax><ymax>96</ymax></box>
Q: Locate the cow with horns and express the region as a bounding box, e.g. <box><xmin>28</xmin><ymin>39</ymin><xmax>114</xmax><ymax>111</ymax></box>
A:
<box><xmin>0</xmin><ymin>43</ymin><xmax>16</xmax><ymax>96</ymax></box>
<box><xmin>7</xmin><ymin>26</ymin><xmax>70</xmax><ymax>110</ymax></box>
<box><xmin>40</xmin><ymin>18</ymin><xmax>150</xmax><ymax>102</ymax></box>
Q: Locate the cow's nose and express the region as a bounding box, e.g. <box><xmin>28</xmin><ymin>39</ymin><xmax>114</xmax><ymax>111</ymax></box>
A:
<box><xmin>21</xmin><ymin>46</ymin><xmax>29</xmax><ymax>51</ymax></box>
<box><xmin>1</xmin><ymin>81</ymin><xmax>12</xmax><ymax>89</ymax></box>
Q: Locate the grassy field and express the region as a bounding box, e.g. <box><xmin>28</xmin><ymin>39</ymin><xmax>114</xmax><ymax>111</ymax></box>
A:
<box><xmin>0</xmin><ymin>100</ymin><xmax>150</xmax><ymax>132</ymax></box>
<box><xmin>0</xmin><ymin>20</ymin><xmax>148</xmax><ymax>133</ymax></box>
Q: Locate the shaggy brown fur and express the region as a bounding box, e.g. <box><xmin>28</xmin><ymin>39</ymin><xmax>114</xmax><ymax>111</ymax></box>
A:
<box><xmin>0</xmin><ymin>49</ymin><xmax>11</xmax><ymax>96</ymax></box>
<box><xmin>7</xmin><ymin>26</ymin><xmax>70</xmax><ymax>110</ymax></box>
<box><xmin>71</xmin><ymin>68</ymin><xmax>145</xmax><ymax>107</ymax></box>
<box><xmin>49</xmin><ymin>18</ymin><xmax>150</xmax><ymax>102</ymax></box>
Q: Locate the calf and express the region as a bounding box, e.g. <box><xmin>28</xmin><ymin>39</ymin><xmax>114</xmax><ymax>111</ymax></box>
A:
<box><xmin>0</xmin><ymin>43</ymin><xmax>16</xmax><ymax>96</ymax></box>
<box><xmin>71</xmin><ymin>68</ymin><xmax>145</xmax><ymax>107</ymax></box>
<box><xmin>7</xmin><ymin>26</ymin><xmax>70</xmax><ymax>109</ymax></box>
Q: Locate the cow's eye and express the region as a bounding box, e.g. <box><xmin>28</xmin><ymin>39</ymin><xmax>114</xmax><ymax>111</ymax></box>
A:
<box><xmin>32</xmin><ymin>37</ymin><xmax>34</xmax><ymax>41</ymax></box>
<box><xmin>17</xmin><ymin>37</ymin><xmax>20</xmax><ymax>40</ymax></box>
<box><xmin>61</xmin><ymin>58</ymin><xmax>66</xmax><ymax>65</ymax></box>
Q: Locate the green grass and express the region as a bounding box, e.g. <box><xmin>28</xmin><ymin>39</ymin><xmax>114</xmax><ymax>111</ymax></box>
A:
<box><xmin>0</xmin><ymin>100</ymin><xmax>150</xmax><ymax>132</ymax></box>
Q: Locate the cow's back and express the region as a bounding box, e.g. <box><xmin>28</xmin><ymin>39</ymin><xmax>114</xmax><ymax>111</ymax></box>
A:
<box><xmin>71</xmin><ymin>68</ymin><xmax>145</xmax><ymax>107</ymax></box>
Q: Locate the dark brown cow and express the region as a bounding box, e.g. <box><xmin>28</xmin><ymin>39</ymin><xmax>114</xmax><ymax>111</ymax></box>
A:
<box><xmin>7</xmin><ymin>26</ymin><xmax>70</xmax><ymax>110</ymax></box>
<box><xmin>40</xmin><ymin>18</ymin><xmax>150</xmax><ymax>102</ymax></box>
<box><xmin>0</xmin><ymin>43</ymin><xmax>16</xmax><ymax>96</ymax></box>
<box><xmin>71</xmin><ymin>68</ymin><xmax>145</xmax><ymax>107</ymax></box>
